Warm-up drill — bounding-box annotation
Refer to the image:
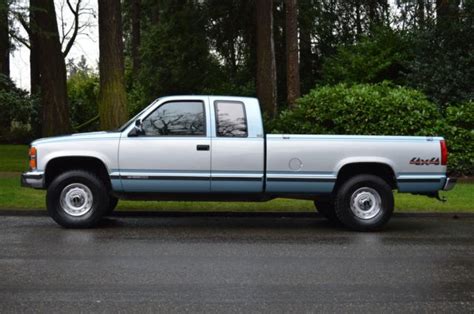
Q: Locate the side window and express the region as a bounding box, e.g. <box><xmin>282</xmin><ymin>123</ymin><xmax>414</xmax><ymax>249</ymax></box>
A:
<box><xmin>142</xmin><ymin>101</ymin><xmax>206</xmax><ymax>136</ymax></box>
<box><xmin>215</xmin><ymin>101</ymin><xmax>248</xmax><ymax>137</ymax></box>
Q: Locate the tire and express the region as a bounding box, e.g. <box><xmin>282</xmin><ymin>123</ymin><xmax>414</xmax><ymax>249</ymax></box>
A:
<box><xmin>46</xmin><ymin>170</ymin><xmax>110</xmax><ymax>228</ymax></box>
<box><xmin>314</xmin><ymin>198</ymin><xmax>340</xmax><ymax>223</ymax></box>
<box><xmin>334</xmin><ymin>174</ymin><xmax>394</xmax><ymax>231</ymax></box>
<box><xmin>106</xmin><ymin>195</ymin><xmax>119</xmax><ymax>215</ymax></box>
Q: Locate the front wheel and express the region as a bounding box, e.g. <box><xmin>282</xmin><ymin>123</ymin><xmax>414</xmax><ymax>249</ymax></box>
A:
<box><xmin>47</xmin><ymin>170</ymin><xmax>110</xmax><ymax>228</ymax></box>
<box><xmin>334</xmin><ymin>174</ymin><xmax>394</xmax><ymax>231</ymax></box>
<box><xmin>106</xmin><ymin>195</ymin><xmax>119</xmax><ymax>215</ymax></box>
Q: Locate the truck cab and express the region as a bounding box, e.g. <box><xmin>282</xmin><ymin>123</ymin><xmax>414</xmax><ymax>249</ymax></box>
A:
<box><xmin>116</xmin><ymin>96</ymin><xmax>265</xmax><ymax>194</ymax></box>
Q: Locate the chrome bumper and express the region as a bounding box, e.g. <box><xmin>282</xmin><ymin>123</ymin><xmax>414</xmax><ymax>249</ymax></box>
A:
<box><xmin>442</xmin><ymin>177</ymin><xmax>457</xmax><ymax>191</ymax></box>
<box><xmin>21</xmin><ymin>171</ymin><xmax>45</xmax><ymax>189</ymax></box>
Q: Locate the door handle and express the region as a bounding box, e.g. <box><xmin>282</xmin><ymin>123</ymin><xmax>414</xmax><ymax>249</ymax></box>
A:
<box><xmin>196</xmin><ymin>144</ymin><xmax>210</xmax><ymax>151</ymax></box>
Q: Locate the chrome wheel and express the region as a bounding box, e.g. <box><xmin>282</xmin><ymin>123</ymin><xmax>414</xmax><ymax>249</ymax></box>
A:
<box><xmin>59</xmin><ymin>183</ymin><xmax>93</xmax><ymax>217</ymax></box>
<box><xmin>350</xmin><ymin>187</ymin><xmax>382</xmax><ymax>220</ymax></box>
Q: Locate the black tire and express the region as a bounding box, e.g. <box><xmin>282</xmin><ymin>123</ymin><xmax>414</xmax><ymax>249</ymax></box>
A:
<box><xmin>46</xmin><ymin>170</ymin><xmax>110</xmax><ymax>228</ymax></box>
<box><xmin>314</xmin><ymin>198</ymin><xmax>340</xmax><ymax>223</ymax></box>
<box><xmin>106</xmin><ymin>195</ymin><xmax>119</xmax><ymax>215</ymax></box>
<box><xmin>334</xmin><ymin>174</ymin><xmax>394</xmax><ymax>231</ymax></box>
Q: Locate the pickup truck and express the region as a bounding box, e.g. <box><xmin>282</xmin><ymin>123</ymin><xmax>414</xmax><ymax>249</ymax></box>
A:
<box><xmin>21</xmin><ymin>95</ymin><xmax>456</xmax><ymax>231</ymax></box>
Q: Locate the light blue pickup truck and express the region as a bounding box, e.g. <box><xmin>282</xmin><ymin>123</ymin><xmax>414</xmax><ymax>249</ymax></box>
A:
<box><xmin>21</xmin><ymin>96</ymin><xmax>456</xmax><ymax>230</ymax></box>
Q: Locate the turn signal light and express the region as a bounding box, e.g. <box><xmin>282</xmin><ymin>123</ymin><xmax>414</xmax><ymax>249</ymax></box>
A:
<box><xmin>29</xmin><ymin>147</ymin><xmax>37</xmax><ymax>170</ymax></box>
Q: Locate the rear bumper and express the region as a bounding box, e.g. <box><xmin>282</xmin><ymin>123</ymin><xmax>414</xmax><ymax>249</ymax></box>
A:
<box><xmin>442</xmin><ymin>177</ymin><xmax>457</xmax><ymax>191</ymax></box>
<box><xmin>21</xmin><ymin>171</ymin><xmax>45</xmax><ymax>189</ymax></box>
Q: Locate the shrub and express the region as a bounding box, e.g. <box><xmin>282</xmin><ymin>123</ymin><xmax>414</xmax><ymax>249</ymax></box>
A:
<box><xmin>0</xmin><ymin>75</ymin><xmax>39</xmax><ymax>144</ymax></box>
<box><xmin>271</xmin><ymin>82</ymin><xmax>442</xmax><ymax>136</ymax></box>
<box><xmin>67</xmin><ymin>71</ymin><xmax>99</xmax><ymax>132</ymax></box>
<box><xmin>443</xmin><ymin>101</ymin><xmax>474</xmax><ymax>176</ymax></box>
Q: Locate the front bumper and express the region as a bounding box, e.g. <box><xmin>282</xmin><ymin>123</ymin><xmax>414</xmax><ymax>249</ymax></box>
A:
<box><xmin>21</xmin><ymin>171</ymin><xmax>45</xmax><ymax>189</ymax></box>
<box><xmin>442</xmin><ymin>177</ymin><xmax>457</xmax><ymax>191</ymax></box>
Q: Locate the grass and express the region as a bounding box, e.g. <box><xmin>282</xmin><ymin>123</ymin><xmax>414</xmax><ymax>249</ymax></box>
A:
<box><xmin>0</xmin><ymin>145</ymin><xmax>29</xmax><ymax>172</ymax></box>
<box><xmin>1</xmin><ymin>144</ymin><xmax>472</xmax><ymax>212</ymax></box>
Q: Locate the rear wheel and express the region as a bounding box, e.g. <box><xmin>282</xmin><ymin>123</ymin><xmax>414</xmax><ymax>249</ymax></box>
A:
<box><xmin>334</xmin><ymin>174</ymin><xmax>394</xmax><ymax>231</ymax></box>
<box><xmin>47</xmin><ymin>170</ymin><xmax>109</xmax><ymax>228</ymax></box>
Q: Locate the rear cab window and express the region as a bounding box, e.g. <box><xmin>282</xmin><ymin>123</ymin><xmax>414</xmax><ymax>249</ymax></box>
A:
<box><xmin>214</xmin><ymin>101</ymin><xmax>248</xmax><ymax>137</ymax></box>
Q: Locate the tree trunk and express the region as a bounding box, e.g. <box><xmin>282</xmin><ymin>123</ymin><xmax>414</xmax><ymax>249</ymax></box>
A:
<box><xmin>355</xmin><ymin>2</ymin><xmax>362</xmax><ymax>36</ymax></box>
<box><xmin>298</xmin><ymin>0</ymin><xmax>313</xmax><ymax>95</ymax></box>
<box><xmin>416</xmin><ymin>0</ymin><xmax>425</xmax><ymax>27</ymax></box>
<box><xmin>285</xmin><ymin>0</ymin><xmax>300</xmax><ymax>107</ymax></box>
<box><xmin>436</xmin><ymin>0</ymin><xmax>460</xmax><ymax>25</ymax></box>
<box><xmin>0</xmin><ymin>0</ymin><xmax>9</xmax><ymax>77</ymax></box>
<box><xmin>256</xmin><ymin>0</ymin><xmax>277</xmax><ymax>118</ymax></box>
<box><xmin>131</xmin><ymin>0</ymin><xmax>141</xmax><ymax>76</ymax></box>
<box><xmin>30</xmin><ymin>0</ymin><xmax>70</xmax><ymax>136</ymax></box>
<box><xmin>98</xmin><ymin>0</ymin><xmax>128</xmax><ymax>130</ymax></box>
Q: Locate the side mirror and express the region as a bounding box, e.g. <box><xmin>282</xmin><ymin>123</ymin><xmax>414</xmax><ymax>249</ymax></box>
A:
<box><xmin>128</xmin><ymin>119</ymin><xmax>144</xmax><ymax>137</ymax></box>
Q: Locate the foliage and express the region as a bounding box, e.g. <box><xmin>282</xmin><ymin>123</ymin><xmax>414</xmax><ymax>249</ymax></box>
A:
<box><xmin>270</xmin><ymin>82</ymin><xmax>442</xmax><ymax>136</ymax></box>
<box><xmin>0</xmin><ymin>75</ymin><xmax>39</xmax><ymax>144</ymax></box>
<box><xmin>135</xmin><ymin>1</ymin><xmax>223</xmax><ymax>109</ymax></box>
<box><xmin>67</xmin><ymin>62</ymin><xmax>100</xmax><ymax>132</ymax></box>
<box><xmin>321</xmin><ymin>27</ymin><xmax>409</xmax><ymax>85</ymax></box>
<box><xmin>443</xmin><ymin>101</ymin><xmax>474</xmax><ymax>176</ymax></box>
<box><xmin>403</xmin><ymin>4</ymin><xmax>474</xmax><ymax>108</ymax></box>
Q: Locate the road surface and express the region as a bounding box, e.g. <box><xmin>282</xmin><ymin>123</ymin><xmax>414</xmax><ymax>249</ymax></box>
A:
<box><xmin>0</xmin><ymin>213</ymin><xmax>473</xmax><ymax>312</ymax></box>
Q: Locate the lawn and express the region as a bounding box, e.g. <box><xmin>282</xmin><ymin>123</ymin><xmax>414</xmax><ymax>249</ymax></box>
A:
<box><xmin>0</xmin><ymin>145</ymin><xmax>29</xmax><ymax>172</ymax></box>
<box><xmin>1</xmin><ymin>145</ymin><xmax>473</xmax><ymax>212</ymax></box>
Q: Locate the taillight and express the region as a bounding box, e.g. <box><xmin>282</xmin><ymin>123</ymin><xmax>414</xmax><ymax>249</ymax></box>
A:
<box><xmin>29</xmin><ymin>147</ymin><xmax>37</xmax><ymax>170</ymax></box>
<box><xmin>440</xmin><ymin>140</ymin><xmax>448</xmax><ymax>166</ymax></box>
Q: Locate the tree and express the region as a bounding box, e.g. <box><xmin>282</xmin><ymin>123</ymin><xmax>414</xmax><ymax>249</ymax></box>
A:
<box><xmin>285</xmin><ymin>0</ymin><xmax>300</xmax><ymax>106</ymax></box>
<box><xmin>135</xmin><ymin>1</ymin><xmax>221</xmax><ymax>111</ymax></box>
<box><xmin>98</xmin><ymin>0</ymin><xmax>128</xmax><ymax>130</ymax></box>
<box><xmin>30</xmin><ymin>0</ymin><xmax>70</xmax><ymax>136</ymax></box>
<box><xmin>256</xmin><ymin>0</ymin><xmax>277</xmax><ymax>117</ymax></box>
<box><xmin>0</xmin><ymin>0</ymin><xmax>9</xmax><ymax>77</ymax></box>
<box><xmin>131</xmin><ymin>0</ymin><xmax>141</xmax><ymax>76</ymax></box>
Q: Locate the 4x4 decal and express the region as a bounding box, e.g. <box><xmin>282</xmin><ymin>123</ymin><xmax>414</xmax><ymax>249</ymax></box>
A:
<box><xmin>410</xmin><ymin>157</ymin><xmax>440</xmax><ymax>166</ymax></box>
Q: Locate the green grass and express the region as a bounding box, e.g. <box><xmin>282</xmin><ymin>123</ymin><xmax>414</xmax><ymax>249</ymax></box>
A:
<box><xmin>0</xmin><ymin>145</ymin><xmax>29</xmax><ymax>172</ymax></box>
<box><xmin>1</xmin><ymin>144</ymin><xmax>472</xmax><ymax>212</ymax></box>
<box><xmin>1</xmin><ymin>173</ymin><xmax>472</xmax><ymax>212</ymax></box>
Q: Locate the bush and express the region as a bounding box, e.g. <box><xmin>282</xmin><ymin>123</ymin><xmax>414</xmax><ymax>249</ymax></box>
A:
<box><xmin>0</xmin><ymin>75</ymin><xmax>39</xmax><ymax>144</ymax></box>
<box><xmin>271</xmin><ymin>82</ymin><xmax>442</xmax><ymax>136</ymax></box>
<box><xmin>67</xmin><ymin>71</ymin><xmax>100</xmax><ymax>132</ymax></box>
<box><xmin>443</xmin><ymin>101</ymin><xmax>474</xmax><ymax>176</ymax></box>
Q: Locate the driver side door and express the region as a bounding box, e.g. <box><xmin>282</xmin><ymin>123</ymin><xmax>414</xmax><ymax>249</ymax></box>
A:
<box><xmin>118</xmin><ymin>98</ymin><xmax>211</xmax><ymax>193</ymax></box>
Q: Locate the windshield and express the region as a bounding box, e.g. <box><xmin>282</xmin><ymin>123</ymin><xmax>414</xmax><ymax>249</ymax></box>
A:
<box><xmin>117</xmin><ymin>100</ymin><xmax>158</xmax><ymax>132</ymax></box>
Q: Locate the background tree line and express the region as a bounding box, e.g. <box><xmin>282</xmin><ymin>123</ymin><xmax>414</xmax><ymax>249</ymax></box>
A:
<box><xmin>0</xmin><ymin>0</ymin><xmax>472</xmax><ymax>174</ymax></box>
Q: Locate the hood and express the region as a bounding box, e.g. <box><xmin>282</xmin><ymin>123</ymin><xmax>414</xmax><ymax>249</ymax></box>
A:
<box><xmin>31</xmin><ymin>131</ymin><xmax>120</xmax><ymax>146</ymax></box>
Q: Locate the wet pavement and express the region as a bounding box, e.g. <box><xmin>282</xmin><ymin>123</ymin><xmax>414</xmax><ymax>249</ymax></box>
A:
<box><xmin>0</xmin><ymin>213</ymin><xmax>473</xmax><ymax>312</ymax></box>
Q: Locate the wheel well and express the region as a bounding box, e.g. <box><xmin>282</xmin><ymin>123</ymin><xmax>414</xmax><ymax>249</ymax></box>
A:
<box><xmin>44</xmin><ymin>156</ymin><xmax>111</xmax><ymax>188</ymax></box>
<box><xmin>334</xmin><ymin>163</ymin><xmax>397</xmax><ymax>191</ymax></box>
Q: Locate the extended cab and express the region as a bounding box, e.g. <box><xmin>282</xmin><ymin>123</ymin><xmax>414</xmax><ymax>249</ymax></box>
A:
<box><xmin>21</xmin><ymin>96</ymin><xmax>456</xmax><ymax>230</ymax></box>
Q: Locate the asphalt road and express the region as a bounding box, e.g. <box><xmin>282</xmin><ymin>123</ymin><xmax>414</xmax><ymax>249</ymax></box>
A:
<box><xmin>0</xmin><ymin>213</ymin><xmax>473</xmax><ymax>313</ymax></box>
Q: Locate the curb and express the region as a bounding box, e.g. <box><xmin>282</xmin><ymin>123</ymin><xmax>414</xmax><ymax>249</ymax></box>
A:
<box><xmin>0</xmin><ymin>210</ymin><xmax>473</xmax><ymax>218</ymax></box>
